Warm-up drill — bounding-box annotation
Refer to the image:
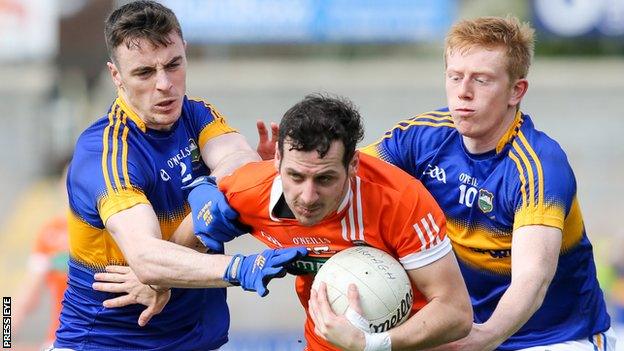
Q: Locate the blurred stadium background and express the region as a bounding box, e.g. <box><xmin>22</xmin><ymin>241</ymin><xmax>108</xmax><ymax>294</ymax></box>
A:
<box><xmin>0</xmin><ymin>0</ymin><xmax>623</xmax><ymax>350</ymax></box>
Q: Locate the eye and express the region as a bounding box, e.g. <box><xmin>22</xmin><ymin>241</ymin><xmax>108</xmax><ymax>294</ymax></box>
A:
<box><xmin>474</xmin><ymin>76</ymin><xmax>489</xmax><ymax>84</ymax></box>
<box><xmin>135</xmin><ymin>69</ymin><xmax>154</xmax><ymax>78</ymax></box>
<box><xmin>289</xmin><ymin>173</ymin><xmax>303</xmax><ymax>182</ymax></box>
<box><xmin>447</xmin><ymin>73</ymin><xmax>461</xmax><ymax>82</ymax></box>
<box><xmin>316</xmin><ymin>175</ymin><xmax>334</xmax><ymax>185</ymax></box>
<box><xmin>165</xmin><ymin>62</ymin><xmax>181</xmax><ymax>71</ymax></box>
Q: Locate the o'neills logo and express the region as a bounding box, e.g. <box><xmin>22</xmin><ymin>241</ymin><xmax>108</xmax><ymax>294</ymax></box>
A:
<box><xmin>370</xmin><ymin>290</ymin><xmax>413</xmax><ymax>332</ymax></box>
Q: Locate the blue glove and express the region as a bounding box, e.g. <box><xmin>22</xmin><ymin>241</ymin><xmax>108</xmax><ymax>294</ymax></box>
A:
<box><xmin>183</xmin><ymin>176</ymin><xmax>250</xmax><ymax>252</ymax></box>
<box><xmin>223</xmin><ymin>247</ymin><xmax>308</xmax><ymax>297</ymax></box>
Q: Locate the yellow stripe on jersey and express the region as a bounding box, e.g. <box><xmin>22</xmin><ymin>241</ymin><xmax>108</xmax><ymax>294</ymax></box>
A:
<box><xmin>98</xmin><ymin>103</ymin><xmax>150</xmax><ymax>223</ymax></box>
<box><xmin>508</xmin><ymin>151</ymin><xmax>528</xmax><ymax>209</ymax></box>
<box><xmin>447</xmin><ymin>220</ymin><xmax>513</xmax><ymax>275</ymax></box>
<box><xmin>510</xmin><ymin>127</ymin><xmax>566</xmax><ymax>231</ymax></box>
<box><xmin>362</xmin><ymin>111</ymin><xmax>454</xmax><ymax>151</ymax></box>
<box><xmin>418</xmin><ymin>110</ymin><xmax>454</xmax><ymax>118</ymax></box>
<box><xmin>495</xmin><ymin>110</ymin><xmax>522</xmax><ymax>154</ymax></box>
<box><xmin>512</xmin><ymin>140</ymin><xmax>536</xmax><ymax>208</ymax></box>
<box><xmin>518</xmin><ymin>131</ymin><xmax>545</xmax><ymax>206</ymax></box>
<box><xmin>111</xmin><ymin>116</ymin><xmax>124</xmax><ymax>191</ymax></box>
<box><xmin>101</xmin><ymin>107</ymin><xmax>116</xmax><ymax>195</ymax></box>
<box><xmin>121</xmin><ymin>116</ymin><xmax>131</xmax><ymax>187</ymax></box>
<box><xmin>116</xmin><ymin>95</ymin><xmax>146</xmax><ymax>132</ymax></box>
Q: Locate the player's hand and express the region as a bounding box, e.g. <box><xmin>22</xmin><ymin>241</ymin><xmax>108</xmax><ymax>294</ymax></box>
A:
<box><xmin>93</xmin><ymin>265</ymin><xmax>171</xmax><ymax>327</ymax></box>
<box><xmin>223</xmin><ymin>246</ymin><xmax>308</xmax><ymax>297</ymax></box>
<box><xmin>183</xmin><ymin>176</ymin><xmax>250</xmax><ymax>252</ymax></box>
<box><xmin>309</xmin><ymin>282</ymin><xmax>367</xmax><ymax>351</ymax></box>
<box><xmin>256</xmin><ymin>120</ymin><xmax>278</xmax><ymax>160</ymax></box>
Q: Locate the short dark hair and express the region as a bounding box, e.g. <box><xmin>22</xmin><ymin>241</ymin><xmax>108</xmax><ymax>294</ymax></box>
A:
<box><xmin>278</xmin><ymin>94</ymin><xmax>364</xmax><ymax>168</ymax></box>
<box><xmin>104</xmin><ymin>0</ymin><xmax>183</xmax><ymax>62</ymax></box>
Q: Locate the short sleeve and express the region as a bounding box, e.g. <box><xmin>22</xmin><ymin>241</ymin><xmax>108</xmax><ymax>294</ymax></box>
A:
<box><xmin>510</xmin><ymin>135</ymin><xmax>574</xmax><ymax>231</ymax></box>
<box><xmin>68</xmin><ymin>123</ymin><xmax>150</xmax><ymax>227</ymax></box>
<box><xmin>186</xmin><ymin>98</ymin><xmax>237</xmax><ymax>148</ymax></box>
<box><xmin>388</xmin><ymin>179</ymin><xmax>452</xmax><ymax>271</ymax></box>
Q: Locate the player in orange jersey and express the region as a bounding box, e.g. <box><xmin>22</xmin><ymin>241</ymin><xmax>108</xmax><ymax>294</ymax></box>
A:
<box><xmin>12</xmin><ymin>170</ymin><xmax>70</xmax><ymax>349</ymax></box>
<box><xmin>12</xmin><ymin>215</ymin><xmax>68</xmax><ymax>347</ymax></box>
<box><xmin>186</xmin><ymin>94</ymin><xmax>472</xmax><ymax>350</ymax></box>
<box><xmin>94</xmin><ymin>94</ymin><xmax>471</xmax><ymax>350</ymax></box>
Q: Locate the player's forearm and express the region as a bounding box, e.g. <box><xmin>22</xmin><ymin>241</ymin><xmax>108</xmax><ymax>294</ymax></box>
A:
<box><xmin>128</xmin><ymin>238</ymin><xmax>231</xmax><ymax>288</ymax></box>
<box><xmin>390</xmin><ymin>295</ymin><xmax>472</xmax><ymax>349</ymax></box>
<box><xmin>479</xmin><ymin>272</ymin><xmax>551</xmax><ymax>348</ymax></box>
<box><xmin>169</xmin><ymin>214</ymin><xmax>206</xmax><ymax>251</ymax></box>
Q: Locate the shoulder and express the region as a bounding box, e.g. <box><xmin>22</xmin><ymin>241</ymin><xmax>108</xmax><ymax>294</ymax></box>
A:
<box><xmin>73</xmin><ymin>115</ymin><xmax>114</xmax><ymax>153</ymax></box>
<box><xmin>366</xmin><ymin>108</ymin><xmax>456</xmax><ymax>156</ymax></box>
<box><xmin>184</xmin><ymin>96</ymin><xmax>224</xmax><ymax>120</ymax></box>
<box><xmin>219</xmin><ymin>161</ymin><xmax>276</xmax><ymax>194</ymax></box>
<box><xmin>508</xmin><ymin>115</ymin><xmax>573</xmax><ymax>176</ymax></box>
<box><xmin>390</xmin><ymin>108</ymin><xmax>455</xmax><ymax>139</ymax></box>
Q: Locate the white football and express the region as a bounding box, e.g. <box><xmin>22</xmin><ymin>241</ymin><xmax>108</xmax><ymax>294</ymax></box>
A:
<box><xmin>311</xmin><ymin>246</ymin><xmax>413</xmax><ymax>332</ymax></box>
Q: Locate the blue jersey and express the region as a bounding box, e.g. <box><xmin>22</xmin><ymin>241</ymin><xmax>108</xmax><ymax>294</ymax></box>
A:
<box><xmin>57</xmin><ymin>95</ymin><xmax>236</xmax><ymax>350</ymax></box>
<box><xmin>362</xmin><ymin>109</ymin><xmax>610</xmax><ymax>349</ymax></box>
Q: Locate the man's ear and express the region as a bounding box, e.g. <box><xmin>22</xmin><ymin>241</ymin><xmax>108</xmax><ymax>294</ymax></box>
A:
<box><xmin>107</xmin><ymin>61</ymin><xmax>123</xmax><ymax>90</ymax></box>
<box><xmin>274</xmin><ymin>145</ymin><xmax>281</xmax><ymax>172</ymax></box>
<box><xmin>509</xmin><ymin>78</ymin><xmax>528</xmax><ymax>107</ymax></box>
<box><xmin>348</xmin><ymin>151</ymin><xmax>359</xmax><ymax>178</ymax></box>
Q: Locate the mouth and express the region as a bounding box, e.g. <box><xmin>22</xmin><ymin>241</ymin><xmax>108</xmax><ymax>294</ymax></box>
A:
<box><xmin>154</xmin><ymin>98</ymin><xmax>178</xmax><ymax>112</ymax></box>
<box><xmin>295</xmin><ymin>205</ymin><xmax>321</xmax><ymax>217</ymax></box>
<box><xmin>454</xmin><ymin>108</ymin><xmax>475</xmax><ymax>117</ymax></box>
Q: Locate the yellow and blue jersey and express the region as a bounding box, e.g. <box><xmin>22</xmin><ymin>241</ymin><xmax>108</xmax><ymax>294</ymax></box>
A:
<box><xmin>362</xmin><ymin>108</ymin><xmax>610</xmax><ymax>350</ymax></box>
<box><xmin>56</xmin><ymin>95</ymin><xmax>235</xmax><ymax>350</ymax></box>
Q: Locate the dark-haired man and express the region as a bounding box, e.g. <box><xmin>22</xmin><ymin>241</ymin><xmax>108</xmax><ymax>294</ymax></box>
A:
<box><xmin>54</xmin><ymin>1</ymin><xmax>306</xmax><ymax>350</ymax></box>
<box><xmin>173</xmin><ymin>94</ymin><xmax>473</xmax><ymax>350</ymax></box>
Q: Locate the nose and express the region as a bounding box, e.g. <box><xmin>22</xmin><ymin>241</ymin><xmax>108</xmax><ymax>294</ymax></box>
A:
<box><xmin>458</xmin><ymin>78</ymin><xmax>473</xmax><ymax>100</ymax></box>
<box><xmin>299</xmin><ymin>180</ymin><xmax>319</xmax><ymax>205</ymax></box>
<box><xmin>155</xmin><ymin>69</ymin><xmax>173</xmax><ymax>91</ymax></box>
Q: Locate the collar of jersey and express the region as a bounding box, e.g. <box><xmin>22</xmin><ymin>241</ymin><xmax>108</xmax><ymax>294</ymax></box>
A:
<box><xmin>494</xmin><ymin>109</ymin><xmax>523</xmax><ymax>154</ymax></box>
<box><xmin>268</xmin><ymin>175</ymin><xmax>352</xmax><ymax>222</ymax></box>
<box><xmin>115</xmin><ymin>94</ymin><xmax>147</xmax><ymax>133</ymax></box>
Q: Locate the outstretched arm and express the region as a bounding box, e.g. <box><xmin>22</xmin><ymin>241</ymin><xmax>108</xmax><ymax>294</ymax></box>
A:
<box><xmin>432</xmin><ymin>225</ymin><xmax>561</xmax><ymax>351</ymax></box>
<box><xmin>106</xmin><ymin>203</ymin><xmax>232</xmax><ymax>288</ymax></box>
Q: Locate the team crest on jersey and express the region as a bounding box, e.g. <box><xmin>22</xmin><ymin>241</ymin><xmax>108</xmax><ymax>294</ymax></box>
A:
<box><xmin>189</xmin><ymin>138</ymin><xmax>200</xmax><ymax>163</ymax></box>
<box><xmin>478</xmin><ymin>189</ymin><xmax>494</xmax><ymax>213</ymax></box>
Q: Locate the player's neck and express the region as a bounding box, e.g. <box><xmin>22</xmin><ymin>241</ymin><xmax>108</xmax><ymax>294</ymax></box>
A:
<box><xmin>462</xmin><ymin>108</ymin><xmax>517</xmax><ymax>155</ymax></box>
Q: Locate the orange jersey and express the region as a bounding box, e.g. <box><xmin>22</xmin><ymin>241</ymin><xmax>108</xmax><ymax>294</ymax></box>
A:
<box><xmin>30</xmin><ymin>214</ymin><xmax>69</xmax><ymax>342</ymax></box>
<box><xmin>220</xmin><ymin>153</ymin><xmax>451</xmax><ymax>350</ymax></box>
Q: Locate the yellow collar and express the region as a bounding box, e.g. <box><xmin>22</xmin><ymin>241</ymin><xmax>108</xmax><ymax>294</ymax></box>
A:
<box><xmin>495</xmin><ymin>110</ymin><xmax>523</xmax><ymax>154</ymax></box>
<box><xmin>115</xmin><ymin>94</ymin><xmax>147</xmax><ymax>133</ymax></box>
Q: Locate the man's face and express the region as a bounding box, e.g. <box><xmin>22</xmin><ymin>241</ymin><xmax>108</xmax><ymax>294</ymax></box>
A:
<box><xmin>445</xmin><ymin>46</ymin><xmax>524</xmax><ymax>142</ymax></box>
<box><xmin>275</xmin><ymin>140</ymin><xmax>357</xmax><ymax>227</ymax></box>
<box><xmin>107</xmin><ymin>32</ymin><xmax>186</xmax><ymax>131</ymax></box>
